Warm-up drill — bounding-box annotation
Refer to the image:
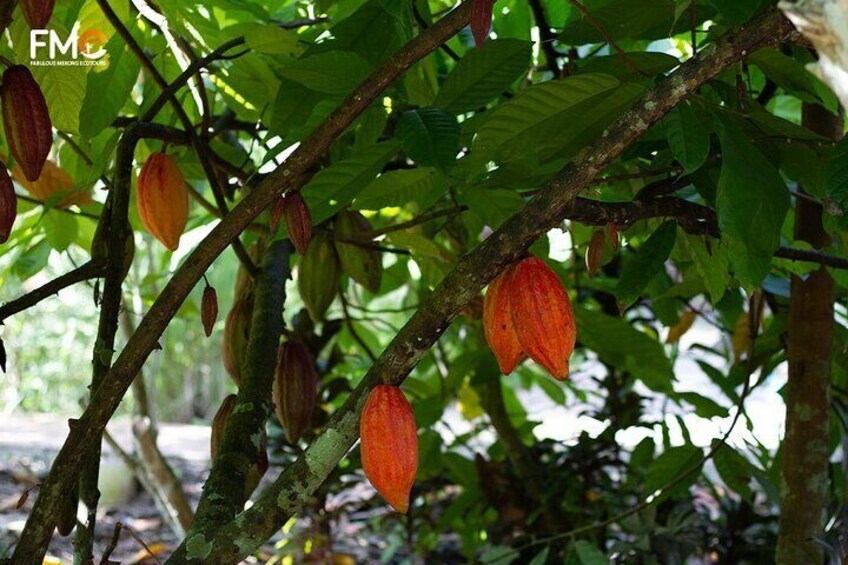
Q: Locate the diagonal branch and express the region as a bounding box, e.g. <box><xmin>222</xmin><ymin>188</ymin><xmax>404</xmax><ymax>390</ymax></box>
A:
<box><xmin>0</xmin><ymin>261</ymin><xmax>105</xmax><ymax>323</ymax></box>
<box><xmin>163</xmin><ymin>9</ymin><xmax>798</xmax><ymax>564</ymax></box>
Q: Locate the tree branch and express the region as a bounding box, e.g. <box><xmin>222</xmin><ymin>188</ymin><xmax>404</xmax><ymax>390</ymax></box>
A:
<box><xmin>161</xmin><ymin>9</ymin><xmax>798</xmax><ymax>564</ymax></box>
<box><xmin>0</xmin><ymin>261</ymin><xmax>105</xmax><ymax>323</ymax></box>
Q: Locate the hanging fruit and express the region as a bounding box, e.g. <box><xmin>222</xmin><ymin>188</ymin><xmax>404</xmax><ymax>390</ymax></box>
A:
<box><xmin>483</xmin><ymin>264</ymin><xmax>524</xmax><ymax>374</ymax></box>
<box><xmin>0</xmin><ymin>165</ymin><xmax>15</xmax><ymax>244</ymax></box>
<box><xmin>201</xmin><ymin>284</ymin><xmax>218</xmax><ymax>338</ymax></box>
<box><xmin>334</xmin><ymin>210</ymin><xmax>382</xmax><ymax>293</ymax></box>
<box><xmin>222</xmin><ymin>292</ymin><xmax>253</xmax><ymax>385</ymax></box>
<box><xmin>585</xmin><ymin>230</ymin><xmax>605</xmax><ymax>277</ymax></box>
<box><xmin>1</xmin><ymin>65</ymin><xmax>52</xmax><ymax>182</ymax></box>
<box><xmin>19</xmin><ymin>0</ymin><xmax>56</xmax><ymax>29</ymax></box>
<box><xmin>272</xmin><ymin>340</ymin><xmax>319</xmax><ymax>443</ymax></box>
<box><xmin>210</xmin><ymin>394</ymin><xmax>237</xmax><ymax>462</ymax></box>
<box><xmin>471</xmin><ymin>0</ymin><xmax>494</xmax><ymax>47</ymax></box>
<box><xmin>298</xmin><ymin>232</ymin><xmax>341</xmax><ymax>321</ymax></box>
<box><xmin>136</xmin><ymin>152</ymin><xmax>189</xmax><ymax>251</ymax></box>
<box><xmin>360</xmin><ymin>385</ymin><xmax>419</xmax><ymax>513</ymax></box>
<box><xmin>281</xmin><ymin>191</ymin><xmax>313</xmax><ymax>254</ymax></box>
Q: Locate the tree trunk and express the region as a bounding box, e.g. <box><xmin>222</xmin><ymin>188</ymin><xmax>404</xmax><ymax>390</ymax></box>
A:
<box><xmin>776</xmin><ymin>102</ymin><xmax>841</xmax><ymax>564</ymax></box>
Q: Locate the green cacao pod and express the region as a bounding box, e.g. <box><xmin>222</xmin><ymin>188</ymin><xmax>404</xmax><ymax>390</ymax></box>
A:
<box><xmin>222</xmin><ymin>292</ymin><xmax>253</xmax><ymax>385</ymax></box>
<box><xmin>272</xmin><ymin>340</ymin><xmax>319</xmax><ymax>443</ymax></box>
<box><xmin>298</xmin><ymin>232</ymin><xmax>341</xmax><ymax>321</ymax></box>
<box><xmin>0</xmin><ymin>164</ymin><xmax>16</xmax><ymax>244</ymax></box>
<box><xmin>334</xmin><ymin>210</ymin><xmax>382</xmax><ymax>293</ymax></box>
<box><xmin>2</xmin><ymin>65</ymin><xmax>52</xmax><ymax>182</ymax></box>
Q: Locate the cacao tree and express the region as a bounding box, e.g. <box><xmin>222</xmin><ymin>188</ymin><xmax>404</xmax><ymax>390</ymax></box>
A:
<box><xmin>0</xmin><ymin>0</ymin><xmax>846</xmax><ymax>564</ymax></box>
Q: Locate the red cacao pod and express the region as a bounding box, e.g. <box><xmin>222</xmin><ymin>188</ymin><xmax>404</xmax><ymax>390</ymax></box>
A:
<box><xmin>483</xmin><ymin>265</ymin><xmax>524</xmax><ymax>374</ymax></box>
<box><xmin>222</xmin><ymin>292</ymin><xmax>253</xmax><ymax>385</ymax></box>
<box><xmin>272</xmin><ymin>340</ymin><xmax>319</xmax><ymax>443</ymax></box>
<box><xmin>136</xmin><ymin>152</ymin><xmax>189</xmax><ymax>251</ymax></box>
<box><xmin>11</xmin><ymin>160</ymin><xmax>92</xmax><ymax>207</ymax></box>
<box><xmin>606</xmin><ymin>223</ymin><xmax>620</xmax><ymax>251</ymax></box>
<box><xmin>360</xmin><ymin>385</ymin><xmax>418</xmax><ymax>513</ymax></box>
<box><xmin>471</xmin><ymin>0</ymin><xmax>494</xmax><ymax>47</ymax></box>
<box><xmin>509</xmin><ymin>256</ymin><xmax>577</xmax><ymax>380</ymax></box>
<box><xmin>0</xmin><ymin>165</ymin><xmax>15</xmax><ymax>244</ymax></box>
<box><xmin>585</xmin><ymin>230</ymin><xmax>605</xmax><ymax>277</ymax></box>
<box><xmin>269</xmin><ymin>197</ymin><xmax>284</xmax><ymax>234</ymax></box>
<box><xmin>201</xmin><ymin>284</ymin><xmax>218</xmax><ymax>337</ymax></box>
<box><xmin>20</xmin><ymin>0</ymin><xmax>56</xmax><ymax>29</ymax></box>
<box><xmin>210</xmin><ymin>394</ymin><xmax>237</xmax><ymax>462</ymax></box>
<box><xmin>281</xmin><ymin>191</ymin><xmax>313</xmax><ymax>254</ymax></box>
<box><xmin>2</xmin><ymin>65</ymin><xmax>52</xmax><ymax>182</ymax></box>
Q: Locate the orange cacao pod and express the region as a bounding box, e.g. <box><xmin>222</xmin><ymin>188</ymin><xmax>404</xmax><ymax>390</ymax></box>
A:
<box><xmin>509</xmin><ymin>256</ymin><xmax>577</xmax><ymax>380</ymax></box>
<box><xmin>360</xmin><ymin>385</ymin><xmax>418</xmax><ymax>513</ymax></box>
<box><xmin>20</xmin><ymin>0</ymin><xmax>56</xmax><ymax>29</ymax></box>
<box><xmin>272</xmin><ymin>340</ymin><xmax>318</xmax><ymax>443</ymax></box>
<box><xmin>136</xmin><ymin>152</ymin><xmax>189</xmax><ymax>251</ymax></box>
<box><xmin>201</xmin><ymin>284</ymin><xmax>218</xmax><ymax>337</ymax></box>
<box><xmin>281</xmin><ymin>191</ymin><xmax>313</xmax><ymax>254</ymax></box>
<box><xmin>2</xmin><ymin>65</ymin><xmax>52</xmax><ymax>182</ymax></box>
<box><xmin>11</xmin><ymin>160</ymin><xmax>92</xmax><ymax>207</ymax></box>
<box><xmin>0</xmin><ymin>165</ymin><xmax>15</xmax><ymax>244</ymax></box>
<box><xmin>210</xmin><ymin>394</ymin><xmax>237</xmax><ymax>461</ymax></box>
<box><xmin>471</xmin><ymin>0</ymin><xmax>494</xmax><ymax>47</ymax></box>
<box><xmin>585</xmin><ymin>230</ymin><xmax>605</xmax><ymax>277</ymax></box>
<box><xmin>483</xmin><ymin>265</ymin><xmax>524</xmax><ymax>375</ymax></box>
<box><xmin>222</xmin><ymin>293</ymin><xmax>253</xmax><ymax>385</ymax></box>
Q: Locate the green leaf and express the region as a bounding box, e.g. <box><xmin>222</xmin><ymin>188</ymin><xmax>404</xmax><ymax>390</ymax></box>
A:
<box><xmin>713</xmin><ymin>444</ymin><xmax>754</xmax><ymax>499</ymax></box>
<box><xmin>387</xmin><ymin>231</ymin><xmax>444</xmax><ymax>260</ymax></box>
<box><xmin>460</xmin><ymin>188</ymin><xmax>525</xmax><ymax>230</ymax></box>
<box><xmin>279</xmin><ymin>51</ymin><xmax>371</xmax><ymax>96</ymax></box>
<box><xmin>303</xmin><ymin>141</ymin><xmax>399</xmax><ymax>224</ymax></box>
<box><xmin>80</xmin><ymin>38</ymin><xmax>142</xmax><ymax>139</ymax></box>
<box><xmin>575</xmin><ymin>307</ymin><xmax>673</xmax><ymax>392</ymax></box>
<box><xmin>561</xmin><ymin>0</ymin><xmax>676</xmax><ymax>43</ymax></box>
<box><xmin>243</xmin><ymin>25</ymin><xmax>301</xmax><ymax>55</ymax></box>
<box><xmin>471</xmin><ymin>74</ymin><xmax>620</xmax><ymax>165</ymax></box>
<box><xmin>565</xmin><ymin>541</ymin><xmax>607</xmax><ymax>565</ymax></box>
<box><xmin>750</xmin><ymin>49</ymin><xmax>839</xmax><ymax>113</ymax></box>
<box><xmin>664</xmin><ymin>101</ymin><xmax>710</xmax><ymax>173</ymax></box>
<box><xmin>825</xmin><ymin>137</ymin><xmax>848</xmax><ymax>220</ymax></box>
<box><xmin>678</xmin><ymin>392</ymin><xmax>728</xmax><ymax>419</ymax></box>
<box><xmin>616</xmin><ymin>221</ymin><xmax>678</xmax><ymax>305</ymax></box>
<box><xmin>354</xmin><ymin>168</ymin><xmax>448</xmax><ymax>211</ymax></box>
<box><xmin>715</xmin><ymin>119</ymin><xmax>789</xmax><ymax>288</ymax></box>
<box><xmin>42</xmin><ymin>212</ymin><xmax>78</xmax><ymax>252</ymax></box>
<box><xmin>434</xmin><ymin>38</ymin><xmax>532</xmax><ymax>114</ymax></box>
<box><xmin>32</xmin><ymin>65</ymin><xmax>87</xmax><ymax>134</ymax></box>
<box><xmin>679</xmin><ymin>233</ymin><xmax>728</xmax><ymax>302</ymax></box>
<box><xmin>576</xmin><ymin>52</ymin><xmax>680</xmax><ymax>81</ymax></box>
<box><xmin>643</xmin><ymin>445</ymin><xmax>703</xmax><ymax>499</ymax></box>
<box><xmin>396</xmin><ymin>108</ymin><xmax>459</xmax><ymax>168</ymax></box>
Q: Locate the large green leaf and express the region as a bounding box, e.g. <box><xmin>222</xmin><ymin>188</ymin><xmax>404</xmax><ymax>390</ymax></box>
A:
<box><xmin>80</xmin><ymin>37</ymin><xmax>142</xmax><ymax>139</ymax></box>
<box><xmin>715</xmin><ymin>119</ymin><xmax>789</xmax><ymax>288</ymax></box>
<box><xmin>750</xmin><ymin>49</ymin><xmax>839</xmax><ymax>113</ymax></box>
<box><xmin>354</xmin><ymin>168</ymin><xmax>448</xmax><ymax>211</ymax></box>
<box><xmin>680</xmin><ymin>232</ymin><xmax>728</xmax><ymax>302</ymax></box>
<box><xmin>713</xmin><ymin>443</ymin><xmax>754</xmax><ymax>499</ymax></box>
<box><xmin>616</xmin><ymin>221</ymin><xmax>678</xmax><ymax>305</ymax></box>
<box><xmin>561</xmin><ymin>0</ymin><xmax>675</xmax><ymax>43</ymax></box>
<box><xmin>396</xmin><ymin>107</ymin><xmax>459</xmax><ymax>169</ymax></box>
<box><xmin>664</xmin><ymin>101</ymin><xmax>710</xmax><ymax>173</ymax></box>
<box><xmin>278</xmin><ymin>51</ymin><xmax>371</xmax><ymax>96</ymax></box>
<box><xmin>470</xmin><ymin>74</ymin><xmax>620</xmax><ymax>165</ymax></box>
<box><xmin>643</xmin><ymin>445</ymin><xmax>703</xmax><ymax>499</ymax></box>
<box><xmin>575</xmin><ymin>307</ymin><xmax>673</xmax><ymax>392</ymax></box>
<box><xmin>31</xmin><ymin>66</ymin><xmax>87</xmax><ymax>135</ymax></box>
<box><xmin>434</xmin><ymin>38</ymin><xmax>532</xmax><ymax>114</ymax></box>
<box><xmin>303</xmin><ymin>141</ymin><xmax>400</xmax><ymax>224</ymax></box>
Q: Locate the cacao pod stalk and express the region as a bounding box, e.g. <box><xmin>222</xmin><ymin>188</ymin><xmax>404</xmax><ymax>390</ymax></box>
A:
<box><xmin>0</xmin><ymin>165</ymin><xmax>16</xmax><ymax>244</ymax></box>
<box><xmin>334</xmin><ymin>210</ymin><xmax>382</xmax><ymax>293</ymax></box>
<box><xmin>20</xmin><ymin>0</ymin><xmax>56</xmax><ymax>29</ymax></box>
<box><xmin>136</xmin><ymin>152</ymin><xmax>189</xmax><ymax>251</ymax></box>
<box><xmin>201</xmin><ymin>284</ymin><xmax>218</xmax><ymax>337</ymax></box>
<box><xmin>509</xmin><ymin>256</ymin><xmax>577</xmax><ymax>380</ymax></box>
<box><xmin>11</xmin><ymin>160</ymin><xmax>92</xmax><ymax>207</ymax></box>
<box><xmin>585</xmin><ymin>230</ymin><xmax>605</xmax><ymax>277</ymax></box>
<box><xmin>272</xmin><ymin>340</ymin><xmax>319</xmax><ymax>443</ymax></box>
<box><xmin>299</xmin><ymin>232</ymin><xmax>341</xmax><ymax>321</ymax></box>
<box><xmin>483</xmin><ymin>264</ymin><xmax>524</xmax><ymax>374</ymax></box>
<box><xmin>2</xmin><ymin>65</ymin><xmax>53</xmax><ymax>182</ymax></box>
<box><xmin>282</xmin><ymin>191</ymin><xmax>313</xmax><ymax>254</ymax></box>
<box><xmin>360</xmin><ymin>385</ymin><xmax>418</xmax><ymax>514</ymax></box>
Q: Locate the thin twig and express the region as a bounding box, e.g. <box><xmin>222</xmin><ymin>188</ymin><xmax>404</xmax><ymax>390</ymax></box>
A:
<box><xmin>339</xmin><ymin>291</ymin><xmax>378</xmax><ymax>362</ymax></box>
<box><xmin>0</xmin><ymin>261</ymin><xmax>106</xmax><ymax>322</ymax></box>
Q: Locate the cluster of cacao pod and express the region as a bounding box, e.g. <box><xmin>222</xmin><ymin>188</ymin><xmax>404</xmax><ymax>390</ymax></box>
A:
<box><xmin>271</xmin><ymin>191</ymin><xmax>313</xmax><ymax>254</ymax></box>
<box><xmin>136</xmin><ymin>152</ymin><xmax>189</xmax><ymax>251</ymax></box>
<box><xmin>210</xmin><ymin>394</ymin><xmax>268</xmax><ymax>498</ymax></box>
<box><xmin>360</xmin><ymin>385</ymin><xmax>419</xmax><ymax>513</ymax></box>
<box><xmin>272</xmin><ymin>340</ymin><xmax>319</xmax><ymax>443</ymax></box>
<box><xmin>298</xmin><ymin>209</ymin><xmax>383</xmax><ymax>321</ymax></box>
<box><xmin>483</xmin><ymin>255</ymin><xmax>577</xmax><ymax>380</ymax></box>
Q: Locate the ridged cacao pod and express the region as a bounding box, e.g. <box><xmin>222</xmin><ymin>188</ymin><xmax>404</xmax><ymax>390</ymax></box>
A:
<box><xmin>606</xmin><ymin>223</ymin><xmax>620</xmax><ymax>251</ymax></box>
<box><xmin>272</xmin><ymin>340</ymin><xmax>318</xmax><ymax>443</ymax></box>
<box><xmin>210</xmin><ymin>394</ymin><xmax>237</xmax><ymax>462</ymax></box>
<box><xmin>201</xmin><ymin>284</ymin><xmax>218</xmax><ymax>337</ymax></box>
<box><xmin>360</xmin><ymin>385</ymin><xmax>418</xmax><ymax>513</ymax></box>
<box><xmin>471</xmin><ymin>0</ymin><xmax>494</xmax><ymax>47</ymax></box>
<box><xmin>222</xmin><ymin>293</ymin><xmax>253</xmax><ymax>385</ymax></box>
<box><xmin>2</xmin><ymin>65</ymin><xmax>52</xmax><ymax>182</ymax></box>
<box><xmin>11</xmin><ymin>160</ymin><xmax>92</xmax><ymax>207</ymax></box>
<box><xmin>282</xmin><ymin>191</ymin><xmax>313</xmax><ymax>254</ymax></box>
<box><xmin>334</xmin><ymin>210</ymin><xmax>382</xmax><ymax>293</ymax></box>
<box><xmin>483</xmin><ymin>265</ymin><xmax>524</xmax><ymax>375</ymax></box>
<box><xmin>55</xmin><ymin>488</ymin><xmax>77</xmax><ymax>536</ymax></box>
<box><xmin>269</xmin><ymin>197</ymin><xmax>284</xmax><ymax>234</ymax></box>
<box><xmin>509</xmin><ymin>256</ymin><xmax>577</xmax><ymax>380</ymax></box>
<box><xmin>136</xmin><ymin>152</ymin><xmax>189</xmax><ymax>251</ymax></box>
<box><xmin>0</xmin><ymin>165</ymin><xmax>15</xmax><ymax>244</ymax></box>
<box><xmin>20</xmin><ymin>0</ymin><xmax>56</xmax><ymax>29</ymax></box>
<box><xmin>585</xmin><ymin>230</ymin><xmax>605</xmax><ymax>277</ymax></box>
<box><xmin>299</xmin><ymin>232</ymin><xmax>341</xmax><ymax>321</ymax></box>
